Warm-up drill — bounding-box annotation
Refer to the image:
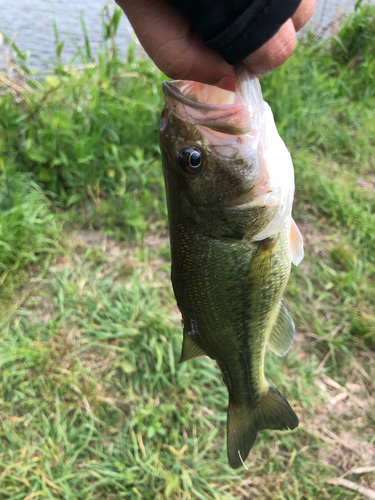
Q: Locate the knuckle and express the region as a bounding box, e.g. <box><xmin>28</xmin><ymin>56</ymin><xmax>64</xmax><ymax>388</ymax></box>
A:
<box><xmin>278</xmin><ymin>32</ymin><xmax>296</xmax><ymax>61</ymax></box>
<box><xmin>292</xmin><ymin>0</ymin><xmax>317</xmax><ymax>31</ymax></box>
<box><xmin>243</xmin><ymin>21</ymin><xmax>296</xmax><ymax>74</ymax></box>
<box><xmin>163</xmin><ymin>58</ymin><xmax>191</xmax><ymax>80</ymax></box>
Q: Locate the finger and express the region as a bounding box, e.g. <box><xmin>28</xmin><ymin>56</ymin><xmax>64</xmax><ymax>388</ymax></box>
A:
<box><xmin>292</xmin><ymin>0</ymin><xmax>317</xmax><ymax>31</ymax></box>
<box><xmin>116</xmin><ymin>0</ymin><xmax>234</xmax><ymax>85</ymax></box>
<box><xmin>242</xmin><ymin>19</ymin><xmax>296</xmax><ymax>76</ymax></box>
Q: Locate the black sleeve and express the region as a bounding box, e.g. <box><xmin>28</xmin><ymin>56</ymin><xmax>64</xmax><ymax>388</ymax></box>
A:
<box><xmin>165</xmin><ymin>0</ymin><xmax>302</xmax><ymax>65</ymax></box>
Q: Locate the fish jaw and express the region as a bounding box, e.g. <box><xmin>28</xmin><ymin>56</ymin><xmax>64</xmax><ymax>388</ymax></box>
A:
<box><xmin>162</xmin><ymin>65</ymin><xmax>265</xmax><ymax>137</ymax></box>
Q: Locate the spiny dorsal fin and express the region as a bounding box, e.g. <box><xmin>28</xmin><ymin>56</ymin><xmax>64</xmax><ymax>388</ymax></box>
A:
<box><xmin>290</xmin><ymin>218</ymin><xmax>304</xmax><ymax>266</ymax></box>
<box><xmin>227</xmin><ymin>385</ymin><xmax>299</xmax><ymax>469</ymax></box>
<box><xmin>268</xmin><ymin>301</ymin><xmax>295</xmax><ymax>356</ymax></box>
<box><xmin>179</xmin><ymin>334</ymin><xmax>206</xmax><ymax>363</ymax></box>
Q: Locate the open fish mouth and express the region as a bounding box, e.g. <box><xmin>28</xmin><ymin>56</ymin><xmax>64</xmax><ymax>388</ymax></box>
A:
<box><xmin>162</xmin><ymin>80</ymin><xmax>237</xmax><ymax>111</ymax></box>
<box><xmin>162</xmin><ymin>66</ymin><xmax>264</xmax><ymax>135</ymax></box>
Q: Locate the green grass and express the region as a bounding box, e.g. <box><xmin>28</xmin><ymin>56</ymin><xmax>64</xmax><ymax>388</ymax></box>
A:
<box><xmin>0</xmin><ymin>163</ymin><xmax>61</xmax><ymax>287</ymax></box>
<box><xmin>0</xmin><ymin>60</ymin><xmax>166</xmax><ymax>236</ymax></box>
<box><xmin>0</xmin><ymin>4</ymin><xmax>375</xmax><ymax>499</ymax></box>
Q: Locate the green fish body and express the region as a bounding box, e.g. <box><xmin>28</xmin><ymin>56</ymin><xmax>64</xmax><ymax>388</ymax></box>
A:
<box><xmin>159</xmin><ymin>67</ymin><xmax>304</xmax><ymax>468</ymax></box>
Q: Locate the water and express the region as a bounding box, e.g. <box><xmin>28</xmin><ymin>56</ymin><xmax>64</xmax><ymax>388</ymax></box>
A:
<box><xmin>0</xmin><ymin>0</ymin><xmax>374</xmax><ymax>70</ymax></box>
<box><xmin>301</xmin><ymin>0</ymin><xmax>375</xmax><ymax>37</ymax></box>
<box><xmin>0</xmin><ymin>0</ymin><xmax>134</xmax><ymax>70</ymax></box>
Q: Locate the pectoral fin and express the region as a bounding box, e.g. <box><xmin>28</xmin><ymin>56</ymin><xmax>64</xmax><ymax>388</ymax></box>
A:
<box><xmin>290</xmin><ymin>218</ymin><xmax>304</xmax><ymax>266</ymax></box>
<box><xmin>179</xmin><ymin>333</ymin><xmax>206</xmax><ymax>363</ymax></box>
<box><xmin>268</xmin><ymin>301</ymin><xmax>295</xmax><ymax>356</ymax></box>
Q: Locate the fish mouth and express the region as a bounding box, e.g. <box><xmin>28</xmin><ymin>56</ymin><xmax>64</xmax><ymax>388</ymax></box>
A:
<box><xmin>162</xmin><ymin>81</ymin><xmax>237</xmax><ymax>112</ymax></box>
<box><xmin>162</xmin><ymin>66</ymin><xmax>264</xmax><ymax>135</ymax></box>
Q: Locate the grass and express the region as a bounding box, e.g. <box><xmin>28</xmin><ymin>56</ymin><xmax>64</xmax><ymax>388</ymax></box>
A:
<box><xmin>0</xmin><ymin>4</ymin><xmax>375</xmax><ymax>499</ymax></box>
<box><xmin>0</xmin><ymin>167</ymin><xmax>59</xmax><ymax>272</ymax></box>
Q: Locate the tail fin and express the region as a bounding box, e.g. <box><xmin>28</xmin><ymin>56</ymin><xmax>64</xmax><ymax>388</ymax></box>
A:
<box><xmin>227</xmin><ymin>385</ymin><xmax>299</xmax><ymax>469</ymax></box>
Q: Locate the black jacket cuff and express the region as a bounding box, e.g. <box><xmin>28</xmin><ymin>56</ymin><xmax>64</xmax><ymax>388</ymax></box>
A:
<box><xmin>166</xmin><ymin>0</ymin><xmax>302</xmax><ymax>65</ymax></box>
<box><xmin>205</xmin><ymin>0</ymin><xmax>302</xmax><ymax>64</ymax></box>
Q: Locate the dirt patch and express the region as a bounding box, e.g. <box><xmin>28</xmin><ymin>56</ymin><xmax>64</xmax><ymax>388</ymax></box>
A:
<box><xmin>358</xmin><ymin>176</ymin><xmax>375</xmax><ymax>195</ymax></box>
<box><xmin>294</xmin><ymin>218</ymin><xmax>334</xmax><ymax>257</ymax></box>
<box><xmin>290</xmin><ymin>329</ymin><xmax>375</xmax><ymax>493</ymax></box>
<box><xmin>144</xmin><ymin>231</ymin><xmax>169</xmax><ymax>249</ymax></box>
<box><xmin>74</xmin><ymin>230</ymin><xmax>126</xmax><ymax>264</ymax></box>
<box><xmin>26</xmin><ymin>293</ymin><xmax>56</xmax><ymax>325</ymax></box>
<box><xmin>74</xmin><ymin>229</ymin><xmax>109</xmax><ymax>248</ymax></box>
<box><xmin>73</xmin><ymin>228</ymin><xmax>170</xmax><ymax>263</ymax></box>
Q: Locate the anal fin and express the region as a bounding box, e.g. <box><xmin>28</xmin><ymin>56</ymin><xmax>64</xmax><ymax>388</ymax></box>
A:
<box><xmin>268</xmin><ymin>301</ymin><xmax>295</xmax><ymax>356</ymax></box>
<box><xmin>179</xmin><ymin>334</ymin><xmax>206</xmax><ymax>363</ymax></box>
<box><xmin>227</xmin><ymin>385</ymin><xmax>299</xmax><ymax>469</ymax></box>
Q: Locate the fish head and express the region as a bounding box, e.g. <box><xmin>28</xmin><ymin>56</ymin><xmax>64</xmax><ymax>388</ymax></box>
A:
<box><xmin>159</xmin><ymin>66</ymin><xmax>295</xmax><ymax>239</ymax></box>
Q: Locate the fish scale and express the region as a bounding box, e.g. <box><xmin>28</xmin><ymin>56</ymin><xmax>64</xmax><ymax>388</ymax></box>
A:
<box><xmin>172</xmin><ymin>220</ymin><xmax>291</xmax><ymax>396</ymax></box>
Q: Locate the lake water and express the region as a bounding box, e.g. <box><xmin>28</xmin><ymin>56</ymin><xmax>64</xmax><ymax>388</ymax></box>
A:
<box><xmin>0</xmin><ymin>0</ymin><xmax>374</xmax><ymax>70</ymax></box>
<box><xmin>300</xmin><ymin>0</ymin><xmax>375</xmax><ymax>36</ymax></box>
<box><xmin>0</xmin><ymin>0</ymin><xmax>133</xmax><ymax>69</ymax></box>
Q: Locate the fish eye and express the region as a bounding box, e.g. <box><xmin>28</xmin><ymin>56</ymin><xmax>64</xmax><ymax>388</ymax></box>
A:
<box><xmin>178</xmin><ymin>147</ymin><xmax>203</xmax><ymax>174</ymax></box>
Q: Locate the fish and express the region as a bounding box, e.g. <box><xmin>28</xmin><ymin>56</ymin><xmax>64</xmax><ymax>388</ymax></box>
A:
<box><xmin>159</xmin><ymin>65</ymin><xmax>304</xmax><ymax>469</ymax></box>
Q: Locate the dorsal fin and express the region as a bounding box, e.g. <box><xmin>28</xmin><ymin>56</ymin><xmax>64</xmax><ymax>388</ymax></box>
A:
<box><xmin>290</xmin><ymin>218</ymin><xmax>304</xmax><ymax>266</ymax></box>
<box><xmin>268</xmin><ymin>301</ymin><xmax>295</xmax><ymax>356</ymax></box>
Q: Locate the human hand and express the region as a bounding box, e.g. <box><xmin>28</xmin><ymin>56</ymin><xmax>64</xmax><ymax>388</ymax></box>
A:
<box><xmin>116</xmin><ymin>0</ymin><xmax>316</xmax><ymax>88</ymax></box>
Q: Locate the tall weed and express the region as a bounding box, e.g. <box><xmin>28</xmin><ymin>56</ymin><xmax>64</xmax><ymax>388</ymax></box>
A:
<box><xmin>0</xmin><ymin>162</ymin><xmax>60</xmax><ymax>280</ymax></box>
<box><xmin>1</xmin><ymin>7</ymin><xmax>166</xmax><ymax>238</ymax></box>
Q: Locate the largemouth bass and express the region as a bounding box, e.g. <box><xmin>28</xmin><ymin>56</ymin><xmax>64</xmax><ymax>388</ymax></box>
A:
<box><xmin>159</xmin><ymin>65</ymin><xmax>304</xmax><ymax>469</ymax></box>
